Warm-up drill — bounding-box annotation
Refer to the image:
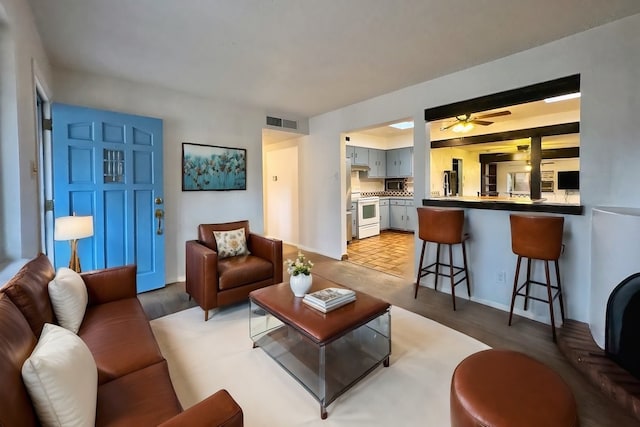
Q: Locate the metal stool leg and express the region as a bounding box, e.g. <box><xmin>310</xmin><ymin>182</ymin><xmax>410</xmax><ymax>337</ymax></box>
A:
<box><xmin>544</xmin><ymin>260</ymin><xmax>557</xmax><ymax>342</ymax></box>
<box><xmin>434</xmin><ymin>243</ymin><xmax>441</xmax><ymax>291</ymax></box>
<box><xmin>509</xmin><ymin>255</ymin><xmax>522</xmax><ymax>326</ymax></box>
<box><xmin>414</xmin><ymin>240</ymin><xmax>427</xmax><ymax>298</ymax></box>
<box><xmin>449</xmin><ymin>244</ymin><xmax>456</xmax><ymax>311</ymax></box>
<box><xmin>462</xmin><ymin>240</ymin><xmax>471</xmax><ymax>298</ymax></box>
<box><xmin>524</xmin><ymin>258</ymin><xmax>532</xmax><ymax>310</ymax></box>
<box><xmin>555</xmin><ymin>260</ymin><xmax>566</xmax><ymax>321</ymax></box>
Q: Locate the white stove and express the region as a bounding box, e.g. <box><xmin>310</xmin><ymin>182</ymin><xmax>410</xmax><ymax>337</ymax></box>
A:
<box><xmin>356</xmin><ymin>196</ymin><xmax>380</xmax><ymax>239</ymax></box>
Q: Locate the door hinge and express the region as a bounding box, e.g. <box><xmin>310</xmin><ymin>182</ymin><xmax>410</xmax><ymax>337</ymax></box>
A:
<box><xmin>44</xmin><ymin>200</ymin><xmax>54</xmax><ymax>212</ymax></box>
<box><xmin>42</xmin><ymin>118</ymin><xmax>52</xmax><ymax>131</ymax></box>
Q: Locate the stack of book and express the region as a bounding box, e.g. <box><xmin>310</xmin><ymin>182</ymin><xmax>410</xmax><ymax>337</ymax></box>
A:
<box><xmin>302</xmin><ymin>288</ymin><xmax>356</xmax><ymax>313</ymax></box>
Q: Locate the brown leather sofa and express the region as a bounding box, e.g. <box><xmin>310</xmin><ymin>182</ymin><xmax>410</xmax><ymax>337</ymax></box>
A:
<box><xmin>186</xmin><ymin>220</ymin><xmax>283</xmax><ymax>320</ymax></box>
<box><xmin>0</xmin><ymin>254</ymin><xmax>243</xmax><ymax>427</ymax></box>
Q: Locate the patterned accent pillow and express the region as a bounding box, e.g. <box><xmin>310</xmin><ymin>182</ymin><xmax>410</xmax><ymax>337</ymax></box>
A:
<box><xmin>213</xmin><ymin>228</ymin><xmax>250</xmax><ymax>259</ymax></box>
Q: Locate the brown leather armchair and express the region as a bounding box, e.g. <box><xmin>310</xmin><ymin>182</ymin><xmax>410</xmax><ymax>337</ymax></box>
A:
<box><xmin>185</xmin><ymin>220</ymin><xmax>283</xmax><ymax>320</ymax></box>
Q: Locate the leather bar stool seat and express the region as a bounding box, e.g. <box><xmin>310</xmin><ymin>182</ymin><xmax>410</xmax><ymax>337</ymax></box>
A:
<box><xmin>508</xmin><ymin>214</ymin><xmax>565</xmax><ymax>341</ymax></box>
<box><xmin>414</xmin><ymin>207</ymin><xmax>470</xmax><ymax>310</ymax></box>
<box><xmin>450</xmin><ymin>349</ymin><xmax>578</xmax><ymax>427</ymax></box>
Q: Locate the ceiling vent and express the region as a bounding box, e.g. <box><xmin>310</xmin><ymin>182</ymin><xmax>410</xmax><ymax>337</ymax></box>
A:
<box><xmin>266</xmin><ymin>115</ymin><xmax>298</xmax><ymax>130</ymax></box>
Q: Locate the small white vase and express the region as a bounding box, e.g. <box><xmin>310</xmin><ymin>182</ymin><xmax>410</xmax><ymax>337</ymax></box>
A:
<box><xmin>290</xmin><ymin>273</ymin><xmax>312</xmax><ymax>297</ymax></box>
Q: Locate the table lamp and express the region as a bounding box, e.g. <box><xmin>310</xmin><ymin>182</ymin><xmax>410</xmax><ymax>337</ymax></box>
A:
<box><xmin>54</xmin><ymin>215</ymin><xmax>94</xmax><ymax>272</ymax></box>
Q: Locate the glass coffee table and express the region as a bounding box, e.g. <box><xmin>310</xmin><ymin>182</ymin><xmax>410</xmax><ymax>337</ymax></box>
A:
<box><xmin>249</xmin><ymin>278</ymin><xmax>391</xmax><ymax>419</ymax></box>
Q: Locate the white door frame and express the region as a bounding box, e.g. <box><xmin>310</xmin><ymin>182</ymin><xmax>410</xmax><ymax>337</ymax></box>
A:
<box><xmin>33</xmin><ymin>61</ymin><xmax>54</xmax><ymax>262</ymax></box>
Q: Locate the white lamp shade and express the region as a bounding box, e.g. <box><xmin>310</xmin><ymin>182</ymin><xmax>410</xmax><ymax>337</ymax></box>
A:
<box><xmin>54</xmin><ymin>216</ymin><xmax>94</xmax><ymax>241</ymax></box>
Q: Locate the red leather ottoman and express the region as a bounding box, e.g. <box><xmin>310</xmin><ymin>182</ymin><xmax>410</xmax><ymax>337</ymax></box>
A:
<box><xmin>450</xmin><ymin>349</ymin><xmax>578</xmax><ymax>427</ymax></box>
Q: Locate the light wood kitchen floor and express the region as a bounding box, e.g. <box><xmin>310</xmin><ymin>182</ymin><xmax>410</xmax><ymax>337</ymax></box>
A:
<box><xmin>346</xmin><ymin>230</ymin><xmax>415</xmax><ymax>279</ymax></box>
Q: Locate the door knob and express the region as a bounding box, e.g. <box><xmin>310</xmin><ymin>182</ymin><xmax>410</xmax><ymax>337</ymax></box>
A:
<box><xmin>155</xmin><ymin>209</ymin><xmax>164</xmax><ymax>235</ymax></box>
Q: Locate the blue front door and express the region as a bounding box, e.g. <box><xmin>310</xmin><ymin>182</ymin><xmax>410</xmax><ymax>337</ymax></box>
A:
<box><xmin>52</xmin><ymin>103</ymin><xmax>165</xmax><ymax>292</ymax></box>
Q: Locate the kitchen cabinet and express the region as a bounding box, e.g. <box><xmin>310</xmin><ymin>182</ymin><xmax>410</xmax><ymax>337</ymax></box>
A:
<box><xmin>368</xmin><ymin>149</ymin><xmax>386</xmax><ymax>178</ymax></box>
<box><xmin>389</xmin><ymin>199</ymin><xmax>415</xmax><ymax>232</ymax></box>
<box><xmin>386</xmin><ymin>147</ymin><xmax>413</xmax><ymax>177</ymax></box>
<box><xmin>346</xmin><ymin>145</ymin><xmax>369</xmax><ymax>166</ymax></box>
<box><xmin>379</xmin><ymin>198</ymin><xmax>389</xmax><ymax>230</ymax></box>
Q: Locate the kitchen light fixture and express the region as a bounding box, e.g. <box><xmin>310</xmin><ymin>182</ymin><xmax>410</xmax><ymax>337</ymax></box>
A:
<box><xmin>451</xmin><ymin>122</ymin><xmax>474</xmax><ymax>133</ymax></box>
<box><xmin>389</xmin><ymin>121</ymin><xmax>414</xmax><ymax>130</ymax></box>
<box><xmin>54</xmin><ymin>214</ymin><xmax>94</xmax><ymax>272</ymax></box>
<box><xmin>544</xmin><ymin>92</ymin><xmax>581</xmax><ymax>103</ymax></box>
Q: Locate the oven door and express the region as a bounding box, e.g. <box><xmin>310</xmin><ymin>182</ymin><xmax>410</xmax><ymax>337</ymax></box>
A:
<box><xmin>358</xmin><ymin>199</ymin><xmax>379</xmax><ymax>226</ymax></box>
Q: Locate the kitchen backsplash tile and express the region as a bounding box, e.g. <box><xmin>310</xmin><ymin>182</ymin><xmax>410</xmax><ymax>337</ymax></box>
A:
<box><xmin>362</xmin><ymin>191</ymin><xmax>414</xmax><ymax>197</ymax></box>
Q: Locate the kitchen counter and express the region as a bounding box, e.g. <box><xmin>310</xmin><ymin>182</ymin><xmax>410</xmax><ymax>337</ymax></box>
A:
<box><xmin>422</xmin><ymin>196</ymin><xmax>583</xmax><ymax>215</ymax></box>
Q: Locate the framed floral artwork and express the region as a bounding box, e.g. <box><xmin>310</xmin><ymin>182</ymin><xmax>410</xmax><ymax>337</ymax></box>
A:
<box><xmin>182</xmin><ymin>143</ymin><xmax>247</xmax><ymax>191</ymax></box>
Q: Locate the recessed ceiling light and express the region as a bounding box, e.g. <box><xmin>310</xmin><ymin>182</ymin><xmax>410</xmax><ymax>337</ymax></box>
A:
<box><xmin>544</xmin><ymin>92</ymin><xmax>581</xmax><ymax>103</ymax></box>
<box><xmin>389</xmin><ymin>121</ymin><xmax>414</xmax><ymax>130</ymax></box>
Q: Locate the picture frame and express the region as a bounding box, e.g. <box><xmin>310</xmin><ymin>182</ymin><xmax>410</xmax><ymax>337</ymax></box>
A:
<box><xmin>182</xmin><ymin>143</ymin><xmax>247</xmax><ymax>191</ymax></box>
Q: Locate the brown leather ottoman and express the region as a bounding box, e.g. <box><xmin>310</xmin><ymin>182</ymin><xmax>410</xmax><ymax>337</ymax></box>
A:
<box><xmin>450</xmin><ymin>349</ymin><xmax>578</xmax><ymax>427</ymax></box>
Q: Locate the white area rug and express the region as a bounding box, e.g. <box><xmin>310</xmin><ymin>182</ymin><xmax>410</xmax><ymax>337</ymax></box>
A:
<box><xmin>150</xmin><ymin>303</ymin><xmax>489</xmax><ymax>426</ymax></box>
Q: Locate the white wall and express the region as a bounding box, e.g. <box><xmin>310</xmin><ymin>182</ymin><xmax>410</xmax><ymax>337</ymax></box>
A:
<box><xmin>263</xmin><ymin>138</ymin><xmax>299</xmax><ymax>244</ymax></box>
<box><xmin>53</xmin><ymin>69</ymin><xmax>267</xmax><ymax>282</ymax></box>
<box><xmin>301</xmin><ymin>13</ymin><xmax>640</xmax><ymax>325</ymax></box>
<box><xmin>430</xmin><ymin>148</ymin><xmax>481</xmax><ymax>197</ymax></box>
<box><xmin>0</xmin><ymin>0</ymin><xmax>52</xmax><ymax>261</ymax></box>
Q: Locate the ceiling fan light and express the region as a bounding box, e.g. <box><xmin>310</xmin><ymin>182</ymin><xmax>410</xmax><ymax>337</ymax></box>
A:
<box><xmin>452</xmin><ymin>122</ymin><xmax>474</xmax><ymax>133</ymax></box>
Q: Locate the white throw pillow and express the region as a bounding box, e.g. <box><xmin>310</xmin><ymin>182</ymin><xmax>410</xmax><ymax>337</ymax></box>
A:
<box><xmin>22</xmin><ymin>323</ymin><xmax>97</xmax><ymax>427</ymax></box>
<box><xmin>48</xmin><ymin>267</ymin><xmax>88</xmax><ymax>333</ymax></box>
<box><xmin>213</xmin><ymin>228</ymin><xmax>250</xmax><ymax>258</ymax></box>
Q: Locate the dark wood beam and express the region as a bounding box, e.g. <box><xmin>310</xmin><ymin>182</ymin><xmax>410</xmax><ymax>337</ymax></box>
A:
<box><xmin>431</xmin><ymin>122</ymin><xmax>579</xmax><ymax>149</ymax></box>
<box><xmin>424</xmin><ymin>74</ymin><xmax>580</xmax><ymax>122</ymax></box>
<box><xmin>479</xmin><ymin>147</ymin><xmax>579</xmax><ymax>164</ymax></box>
<box><xmin>530</xmin><ymin>136</ymin><xmax>541</xmax><ymax>200</ymax></box>
<box><xmin>542</xmin><ymin>147</ymin><xmax>580</xmax><ymax>159</ymax></box>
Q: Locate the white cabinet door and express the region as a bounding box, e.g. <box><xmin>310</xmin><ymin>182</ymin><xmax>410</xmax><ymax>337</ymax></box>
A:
<box><xmin>386</xmin><ymin>149</ymin><xmax>399</xmax><ymax>177</ymax></box>
<box><xmin>380</xmin><ymin>200</ymin><xmax>389</xmax><ymax>230</ymax></box>
<box><xmin>346</xmin><ymin>145</ymin><xmax>355</xmax><ymax>162</ymax></box>
<box><xmin>405</xmin><ymin>202</ymin><xmax>416</xmax><ymax>232</ymax></box>
<box><xmin>397</xmin><ymin>147</ymin><xmax>413</xmax><ymax>177</ymax></box>
<box><xmin>353</xmin><ymin>146</ymin><xmax>369</xmax><ymax>166</ymax></box>
<box><xmin>389</xmin><ymin>203</ymin><xmax>405</xmax><ymax>230</ymax></box>
<box><xmin>389</xmin><ymin>199</ymin><xmax>416</xmax><ymax>231</ymax></box>
<box><xmin>369</xmin><ymin>149</ymin><xmax>386</xmax><ymax>178</ymax></box>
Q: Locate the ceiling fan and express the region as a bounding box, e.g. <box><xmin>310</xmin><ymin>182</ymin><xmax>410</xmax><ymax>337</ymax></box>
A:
<box><xmin>441</xmin><ymin>110</ymin><xmax>512</xmax><ymax>132</ymax></box>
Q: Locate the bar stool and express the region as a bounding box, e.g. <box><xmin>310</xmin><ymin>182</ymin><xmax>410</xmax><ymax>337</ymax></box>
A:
<box><xmin>414</xmin><ymin>207</ymin><xmax>470</xmax><ymax>310</ymax></box>
<box><xmin>509</xmin><ymin>214</ymin><xmax>566</xmax><ymax>341</ymax></box>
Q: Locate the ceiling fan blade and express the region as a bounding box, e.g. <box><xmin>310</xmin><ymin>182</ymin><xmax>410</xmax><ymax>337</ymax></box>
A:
<box><xmin>475</xmin><ymin>110</ymin><xmax>511</xmax><ymax>119</ymax></box>
<box><xmin>440</xmin><ymin>121</ymin><xmax>458</xmax><ymax>131</ymax></box>
<box><xmin>471</xmin><ymin>120</ymin><xmax>493</xmax><ymax>126</ymax></box>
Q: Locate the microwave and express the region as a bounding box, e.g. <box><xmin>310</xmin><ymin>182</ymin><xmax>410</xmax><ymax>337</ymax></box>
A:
<box><xmin>385</xmin><ymin>179</ymin><xmax>405</xmax><ymax>191</ymax></box>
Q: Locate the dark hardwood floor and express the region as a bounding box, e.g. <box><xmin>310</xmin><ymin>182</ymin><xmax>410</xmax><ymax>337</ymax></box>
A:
<box><xmin>138</xmin><ymin>244</ymin><xmax>639</xmax><ymax>427</ymax></box>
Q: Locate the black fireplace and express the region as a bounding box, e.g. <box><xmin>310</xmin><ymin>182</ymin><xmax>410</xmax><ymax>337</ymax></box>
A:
<box><xmin>605</xmin><ymin>272</ymin><xmax>640</xmax><ymax>380</ymax></box>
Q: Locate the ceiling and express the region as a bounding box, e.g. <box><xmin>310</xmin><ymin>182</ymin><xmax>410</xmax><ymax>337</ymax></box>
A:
<box><xmin>27</xmin><ymin>1</ymin><xmax>640</xmax><ymax>118</ymax></box>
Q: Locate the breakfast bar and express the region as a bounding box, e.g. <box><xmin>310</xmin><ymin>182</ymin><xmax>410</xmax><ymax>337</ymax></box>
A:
<box><xmin>422</xmin><ymin>196</ymin><xmax>584</xmax><ymax>215</ymax></box>
<box><xmin>416</xmin><ymin>196</ymin><xmax>586</xmax><ymax>334</ymax></box>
